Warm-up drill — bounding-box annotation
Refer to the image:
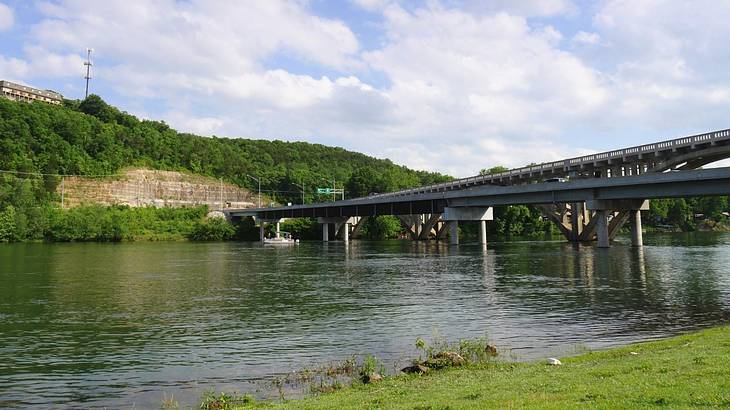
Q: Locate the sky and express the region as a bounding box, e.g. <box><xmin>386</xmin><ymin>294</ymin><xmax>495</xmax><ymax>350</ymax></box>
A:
<box><xmin>1</xmin><ymin>0</ymin><xmax>730</xmax><ymax>177</ymax></box>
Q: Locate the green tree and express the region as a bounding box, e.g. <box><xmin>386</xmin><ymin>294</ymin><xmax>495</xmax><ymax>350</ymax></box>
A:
<box><xmin>346</xmin><ymin>167</ymin><xmax>381</xmax><ymax>198</ymax></box>
<box><xmin>667</xmin><ymin>199</ymin><xmax>691</xmax><ymax>226</ymax></box>
<box><xmin>0</xmin><ymin>205</ymin><xmax>17</xmax><ymax>242</ymax></box>
<box><xmin>363</xmin><ymin>216</ymin><xmax>403</xmax><ymax>239</ymax></box>
<box><xmin>479</xmin><ymin>166</ymin><xmax>509</xmax><ymax>176</ymax></box>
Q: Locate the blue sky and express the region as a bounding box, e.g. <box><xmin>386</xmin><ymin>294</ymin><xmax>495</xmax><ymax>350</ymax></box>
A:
<box><xmin>1</xmin><ymin>0</ymin><xmax>730</xmax><ymax>176</ymax></box>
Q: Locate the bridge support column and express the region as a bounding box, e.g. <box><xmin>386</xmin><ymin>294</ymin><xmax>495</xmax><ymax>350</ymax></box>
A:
<box><xmin>259</xmin><ymin>223</ymin><xmax>265</xmax><ymax>242</ymax></box>
<box><xmin>275</xmin><ymin>222</ymin><xmax>280</xmax><ymax>238</ymax></box>
<box><xmin>318</xmin><ymin>217</ymin><xmax>350</xmax><ymax>242</ymax></box>
<box><xmin>449</xmin><ymin>221</ymin><xmax>459</xmax><ymax>245</ymax></box>
<box><xmin>630</xmin><ymin>210</ymin><xmax>643</xmax><ymax>247</ymax></box>
<box><xmin>479</xmin><ymin>220</ymin><xmax>487</xmax><ymax>245</ymax></box>
<box><xmin>595</xmin><ymin>210</ymin><xmax>609</xmax><ymax>248</ymax></box>
<box><xmin>419</xmin><ymin>214</ymin><xmax>442</xmax><ymax>240</ymax></box>
<box><xmin>443</xmin><ymin>206</ymin><xmax>493</xmax><ymax>245</ymax></box>
<box><xmin>570</xmin><ymin>202</ymin><xmax>588</xmax><ymax>239</ymax></box>
<box><xmin>351</xmin><ymin>216</ymin><xmax>369</xmax><ymax>239</ymax></box>
<box><xmin>586</xmin><ymin>199</ymin><xmax>649</xmax><ymax>248</ymax></box>
<box><xmin>343</xmin><ymin>222</ymin><xmax>350</xmax><ymax>243</ymax></box>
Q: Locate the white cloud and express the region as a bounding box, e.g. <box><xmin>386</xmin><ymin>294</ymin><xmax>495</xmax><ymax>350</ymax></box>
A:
<box><xmin>355</xmin><ymin>5</ymin><xmax>607</xmax><ymax>173</ymax></box>
<box><xmin>351</xmin><ymin>0</ymin><xmax>394</xmax><ymax>12</ymax></box>
<box><xmin>0</xmin><ymin>55</ymin><xmax>28</xmax><ymax>79</ymax></box>
<box><xmin>460</xmin><ymin>0</ymin><xmax>577</xmax><ymax>17</ymax></box>
<box><xmin>572</xmin><ymin>31</ymin><xmax>600</xmax><ymax>45</ymax></box>
<box><xmin>163</xmin><ymin>111</ymin><xmax>227</xmax><ymax>136</ymax></box>
<box><xmin>586</xmin><ymin>0</ymin><xmax>730</xmax><ymax>135</ymax></box>
<box><xmin>0</xmin><ymin>2</ymin><xmax>13</xmax><ymax>31</ymax></box>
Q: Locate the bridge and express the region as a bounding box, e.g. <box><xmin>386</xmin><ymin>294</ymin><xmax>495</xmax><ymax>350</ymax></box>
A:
<box><xmin>227</xmin><ymin>128</ymin><xmax>730</xmax><ymax>248</ymax></box>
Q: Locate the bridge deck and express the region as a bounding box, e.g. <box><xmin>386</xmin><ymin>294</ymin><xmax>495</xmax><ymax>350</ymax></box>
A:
<box><xmin>227</xmin><ymin>167</ymin><xmax>730</xmax><ymax>220</ymax></box>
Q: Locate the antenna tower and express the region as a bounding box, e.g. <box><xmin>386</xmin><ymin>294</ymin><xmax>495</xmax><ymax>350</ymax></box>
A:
<box><xmin>84</xmin><ymin>48</ymin><xmax>93</xmax><ymax>98</ymax></box>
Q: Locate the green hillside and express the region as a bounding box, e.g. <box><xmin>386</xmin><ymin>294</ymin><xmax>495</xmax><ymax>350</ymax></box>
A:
<box><xmin>0</xmin><ymin>95</ymin><xmax>452</xmax><ymax>242</ymax></box>
<box><xmin>0</xmin><ymin>95</ymin><xmax>450</xmax><ymax>203</ymax></box>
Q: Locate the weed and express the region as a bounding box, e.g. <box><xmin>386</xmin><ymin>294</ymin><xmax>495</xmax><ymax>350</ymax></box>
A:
<box><xmin>199</xmin><ymin>390</ymin><xmax>253</xmax><ymax>410</ymax></box>
<box><xmin>414</xmin><ymin>335</ymin><xmax>497</xmax><ymax>367</ymax></box>
<box><xmin>160</xmin><ymin>393</ymin><xmax>179</xmax><ymax>410</ymax></box>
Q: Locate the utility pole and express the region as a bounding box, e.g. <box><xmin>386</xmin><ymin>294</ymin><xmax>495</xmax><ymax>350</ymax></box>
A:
<box><xmin>247</xmin><ymin>174</ymin><xmax>261</xmax><ymax>208</ymax></box>
<box><xmin>84</xmin><ymin>48</ymin><xmax>93</xmax><ymax>98</ymax></box>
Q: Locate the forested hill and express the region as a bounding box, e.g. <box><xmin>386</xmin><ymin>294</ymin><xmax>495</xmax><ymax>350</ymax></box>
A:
<box><xmin>0</xmin><ymin>95</ymin><xmax>451</xmax><ymax>204</ymax></box>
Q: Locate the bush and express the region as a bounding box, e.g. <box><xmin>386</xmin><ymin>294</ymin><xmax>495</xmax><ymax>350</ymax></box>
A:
<box><xmin>363</xmin><ymin>216</ymin><xmax>403</xmax><ymax>239</ymax></box>
<box><xmin>189</xmin><ymin>217</ymin><xmax>235</xmax><ymax>241</ymax></box>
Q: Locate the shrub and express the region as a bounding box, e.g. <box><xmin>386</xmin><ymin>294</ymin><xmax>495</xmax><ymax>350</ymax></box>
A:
<box><xmin>189</xmin><ymin>217</ymin><xmax>235</xmax><ymax>241</ymax></box>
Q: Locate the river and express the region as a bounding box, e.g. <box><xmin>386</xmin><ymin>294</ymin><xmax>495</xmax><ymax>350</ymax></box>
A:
<box><xmin>1</xmin><ymin>233</ymin><xmax>730</xmax><ymax>408</ymax></box>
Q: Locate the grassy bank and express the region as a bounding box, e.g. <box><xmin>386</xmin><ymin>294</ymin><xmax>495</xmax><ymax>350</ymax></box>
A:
<box><xmin>224</xmin><ymin>326</ymin><xmax>730</xmax><ymax>409</ymax></box>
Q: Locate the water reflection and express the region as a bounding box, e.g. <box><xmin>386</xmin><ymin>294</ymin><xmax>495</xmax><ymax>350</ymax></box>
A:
<box><xmin>1</xmin><ymin>234</ymin><xmax>730</xmax><ymax>408</ymax></box>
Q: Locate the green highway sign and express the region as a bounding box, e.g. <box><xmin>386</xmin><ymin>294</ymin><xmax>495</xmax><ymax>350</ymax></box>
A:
<box><xmin>316</xmin><ymin>188</ymin><xmax>332</xmax><ymax>194</ymax></box>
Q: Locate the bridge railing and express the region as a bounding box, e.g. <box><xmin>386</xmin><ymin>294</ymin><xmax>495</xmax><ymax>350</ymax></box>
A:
<box><xmin>358</xmin><ymin>128</ymin><xmax>730</xmax><ymax>200</ymax></box>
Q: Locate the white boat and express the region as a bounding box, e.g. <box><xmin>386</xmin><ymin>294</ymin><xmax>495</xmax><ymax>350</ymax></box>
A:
<box><xmin>263</xmin><ymin>231</ymin><xmax>299</xmax><ymax>245</ymax></box>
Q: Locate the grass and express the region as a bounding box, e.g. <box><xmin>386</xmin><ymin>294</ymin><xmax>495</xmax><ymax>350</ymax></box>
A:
<box><xmin>227</xmin><ymin>326</ymin><xmax>730</xmax><ymax>409</ymax></box>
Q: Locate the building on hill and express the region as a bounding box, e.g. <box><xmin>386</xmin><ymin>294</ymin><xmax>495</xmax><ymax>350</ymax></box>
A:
<box><xmin>1</xmin><ymin>80</ymin><xmax>63</xmax><ymax>105</ymax></box>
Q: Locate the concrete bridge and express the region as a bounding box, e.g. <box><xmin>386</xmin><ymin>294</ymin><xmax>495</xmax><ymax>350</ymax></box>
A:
<box><xmin>227</xmin><ymin>128</ymin><xmax>730</xmax><ymax>247</ymax></box>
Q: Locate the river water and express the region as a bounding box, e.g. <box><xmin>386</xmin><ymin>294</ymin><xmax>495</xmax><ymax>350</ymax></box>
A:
<box><xmin>1</xmin><ymin>233</ymin><xmax>730</xmax><ymax>408</ymax></box>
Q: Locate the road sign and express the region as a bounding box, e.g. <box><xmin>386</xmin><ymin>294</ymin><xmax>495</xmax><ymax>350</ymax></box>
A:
<box><xmin>316</xmin><ymin>188</ymin><xmax>332</xmax><ymax>194</ymax></box>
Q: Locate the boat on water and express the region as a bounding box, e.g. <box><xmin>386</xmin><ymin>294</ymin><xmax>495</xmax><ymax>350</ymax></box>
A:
<box><xmin>263</xmin><ymin>231</ymin><xmax>299</xmax><ymax>244</ymax></box>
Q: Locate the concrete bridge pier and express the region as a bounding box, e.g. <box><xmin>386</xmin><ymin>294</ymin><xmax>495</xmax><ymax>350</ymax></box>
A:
<box><xmin>595</xmin><ymin>210</ymin><xmax>609</xmax><ymax>248</ymax></box>
<box><xmin>630</xmin><ymin>210</ymin><xmax>643</xmax><ymax>247</ymax></box>
<box><xmin>479</xmin><ymin>220</ymin><xmax>487</xmax><ymax>246</ymax></box>
<box><xmin>350</xmin><ymin>216</ymin><xmax>369</xmax><ymax>239</ymax></box>
<box><xmin>443</xmin><ymin>206</ymin><xmax>493</xmax><ymax>246</ymax></box>
<box><xmin>448</xmin><ymin>221</ymin><xmax>459</xmax><ymax>245</ymax></box>
<box><xmin>587</xmin><ymin>199</ymin><xmax>649</xmax><ymax>248</ymax></box>
<box><xmin>318</xmin><ymin>217</ymin><xmax>350</xmax><ymax>242</ymax></box>
<box><xmin>342</xmin><ymin>221</ymin><xmax>350</xmax><ymax>242</ymax></box>
<box><xmin>420</xmin><ymin>214</ymin><xmax>442</xmax><ymax>240</ymax></box>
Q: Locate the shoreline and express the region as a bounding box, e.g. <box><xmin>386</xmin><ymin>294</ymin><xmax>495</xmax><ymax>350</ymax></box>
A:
<box><xmin>212</xmin><ymin>325</ymin><xmax>730</xmax><ymax>409</ymax></box>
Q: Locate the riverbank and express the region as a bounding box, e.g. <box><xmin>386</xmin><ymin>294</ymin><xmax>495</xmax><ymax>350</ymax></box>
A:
<box><xmin>233</xmin><ymin>325</ymin><xmax>730</xmax><ymax>409</ymax></box>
